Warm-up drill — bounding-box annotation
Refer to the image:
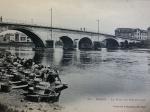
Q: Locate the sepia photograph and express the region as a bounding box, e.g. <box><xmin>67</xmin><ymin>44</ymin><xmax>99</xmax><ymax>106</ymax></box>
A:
<box><xmin>0</xmin><ymin>0</ymin><xmax>150</xmax><ymax>112</ymax></box>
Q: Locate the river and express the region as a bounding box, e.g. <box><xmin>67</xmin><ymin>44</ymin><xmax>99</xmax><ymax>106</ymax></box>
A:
<box><xmin>2</xmin><ymin>46</ymin><xmax>150</xmax><ymax>112</ymax></box>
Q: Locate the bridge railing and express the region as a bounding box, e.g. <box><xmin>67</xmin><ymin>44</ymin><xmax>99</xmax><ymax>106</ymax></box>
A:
<box><xmin>0</xmin><ymin>17</ymin><xmax>53</xmax><ymax>28</ymax></box>
<box><xmin>0</xmin><ymin>17</ymin><xmax>101</xmax><ymax>32</ymax></box>
<box><xmin>0</xmin><ymin>17</ymin><xmax>116</xmax><ymax>37</ymax></box>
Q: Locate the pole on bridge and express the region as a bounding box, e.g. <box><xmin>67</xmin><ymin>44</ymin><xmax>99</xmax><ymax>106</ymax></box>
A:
<box><xmin>45</xmin><ymin>8</ymin><xmax>54</xmax><ymax>48</ymax></box>
<box><xmin>97</xmin><ymin>19</ymin><xmax>100</xmax><ymax>41</ymax></box>
<box><xmin>51</xmin><ymin>8</ymin><xmax>53</xmax><ymax>40</ymax></box>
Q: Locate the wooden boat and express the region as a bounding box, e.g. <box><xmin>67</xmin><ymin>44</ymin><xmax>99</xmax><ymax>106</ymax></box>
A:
<box><xmin>25</xmin><ymin>92</ymin><xmax>60</xmax><ymax>102</ymax></box>
<box><xmin>11</xmin><ymin>80</ymin><xmax>28</xmax><ymax>89</ymax></box>
<box><xmin>1</xmin><ymin>79</ymin><xmax>29</xmax><ymax>92</ymax></box>
<box><xmin>24</xmin><ymin>83</ymin><xmax>68</xmax><ymax>102</ymax></box>
<box><xmin>54</xmin><ymin>84</ymin><xmax>68</xmax><ymax>93</ymax></box>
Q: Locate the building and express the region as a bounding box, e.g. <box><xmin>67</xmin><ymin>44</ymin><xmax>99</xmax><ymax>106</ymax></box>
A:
<box><xmin>115</xmin><ymin>28</ymin><xmax>134</xmax><ymax>39</ymax></box>
<box><xmin>140</xmin><ymin>30</ymin><xmax>147</xmax><ymax>40</ymax></box>
<box><xmin>0</xmin><ymin>33</ymin><xmax>15</xmax><ymax>43</ymax></box>
<box><xmin>147</xmin><ymin>27</ymin><xmax>150</xmax><ymax>40</ymax></box>
<box><xmin>0</xmin><ymin>32</ymin><xmax>32</xmax><ymax>43</ymax></box>
<box><xmin>14</xmin><ymin>32</ymin><xmax>32</xmax><ymax>42</ymax></box>
<box><xmin>115</xmin><ymin>28</ymin><xmax>148</xmax><ymax>40</ymax></box>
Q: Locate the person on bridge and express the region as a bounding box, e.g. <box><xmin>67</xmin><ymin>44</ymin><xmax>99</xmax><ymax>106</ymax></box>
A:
<box><xmin>0</xmin><ymin>16</ymin><xmax>2</xmax><ymax>22</ymax></box>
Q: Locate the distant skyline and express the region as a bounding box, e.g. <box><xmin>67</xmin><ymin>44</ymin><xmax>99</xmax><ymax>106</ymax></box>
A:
<box><xmin>0</xmin><ymin>0</ymin><xmax>150</xmax><ymax>34</ymax></box>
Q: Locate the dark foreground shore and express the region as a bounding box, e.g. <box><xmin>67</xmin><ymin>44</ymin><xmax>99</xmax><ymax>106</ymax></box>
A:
<box><xmin>0</xmin><ymin>49</ymin><xmax>66</xmax><ymax>112</ymax></box>
<box><xmin>0</xmin><ymin>88</ymin><xmax>63</xmax><ymax>112</ymax></box>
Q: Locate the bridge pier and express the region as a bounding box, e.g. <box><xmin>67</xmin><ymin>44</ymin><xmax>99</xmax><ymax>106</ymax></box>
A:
<box><xmin>93</xmin><ymin>41</ymin><xmax>101</xmax><ymax>50</ymax></box>
<box><xmin>45</xmin><ymin>40</ymin><xmax>55</xmax><ymax>48</ymax></box>
<box><xmin>74</xmin><ymin>39</ymin><xmax>79</xmax><ymax>50</ymax></box>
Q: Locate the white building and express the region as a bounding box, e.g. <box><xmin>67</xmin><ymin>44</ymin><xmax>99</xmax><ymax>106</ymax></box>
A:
<box><xmin>133</xmin><ymin>29</ymin><xmax>148</xmax><ymax>40</ymax></box>
<box><xmin>147</xmin><ymin>27</ymin><xmax>150</xmax><ymax>40</ymax></box>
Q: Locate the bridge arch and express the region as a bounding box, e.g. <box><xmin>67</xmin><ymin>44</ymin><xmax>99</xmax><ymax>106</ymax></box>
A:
<box><xmin>59</xmin><ymin>36</ymin><xmax>74</xmax><ymax>50</ymax></box>
<box><xmin>103</xmin><ymin>38</ymin><xmax>119</xmax><ymax>49</ymax></box>
<box><xmin>12</xmin><ymin>28</ymin><xmax>45</xmax><ymax>48</ymax></box>
<box><xmin>79</xmin><ymin>37</ymin><xmax>93</xmax><ymax>50</ymax></box>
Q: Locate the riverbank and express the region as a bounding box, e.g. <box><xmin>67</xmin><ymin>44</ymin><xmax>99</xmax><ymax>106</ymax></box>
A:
<box><xmin>0</xmin><ymin>49</ymin><xmax>66</xmax><ymax>112</ymax></box>
<box><xmin>0</xmin><ymin>89</ymin><xmax>62</xmax><ymax>112</ymax></box>
<box><xmin>0</xmin><ymin>42</ymin><xmax>34</xmax><ymax>47</ymax></box>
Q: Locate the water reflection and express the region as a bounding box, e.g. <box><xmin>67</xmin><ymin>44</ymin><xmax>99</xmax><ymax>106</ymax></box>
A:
<box><xmin>31</xmin><ymin>49</ymin><xmax>103</xmax><ymax>67</ymax></box>
<box><xmin>60</xmin><ymin>50</ymin><xmax>74</xmax><ymax>66</ymax></box>
<box><xmin>4</xmin><ymin>47</ymin><xmax>150</xmax><ymax>112</ymax></box>
<box><xmin>33</xmin><ymin>50</ymin><xmax>44</xmax><ymax>64</ymax></box>
<box><xmin>80</xmin><ymin>51</ymin><xmax>92</xmax><ymax>64</ymax></box>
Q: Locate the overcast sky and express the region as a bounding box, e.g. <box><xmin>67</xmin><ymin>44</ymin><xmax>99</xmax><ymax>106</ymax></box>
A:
<box><xmin>0</xmin><ymin>0</ymin><xmax>150</xmax><ymax>34</ymax></box>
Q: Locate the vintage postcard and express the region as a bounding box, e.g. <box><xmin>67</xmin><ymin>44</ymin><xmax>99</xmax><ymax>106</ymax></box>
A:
<box><xmin>0</xmin><ymin>0</ymin><xmax>149</xmax><ymax>112</ymax></box>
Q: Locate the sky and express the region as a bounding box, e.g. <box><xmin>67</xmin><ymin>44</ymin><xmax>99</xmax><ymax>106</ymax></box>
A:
<box><xmin>0</xmin><ymin>0</ymin><xmax>150</xmax><ymax>35</ymax></box>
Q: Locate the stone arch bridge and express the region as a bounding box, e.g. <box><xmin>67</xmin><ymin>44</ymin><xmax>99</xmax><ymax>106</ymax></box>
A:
<box><xmin>0</xmin><ymin>22</ymin><xmax>139</xmax><ymax>49</ymax></box>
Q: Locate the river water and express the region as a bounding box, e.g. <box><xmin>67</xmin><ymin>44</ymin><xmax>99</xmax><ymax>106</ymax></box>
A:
<box><xmin>2</xmin><ymin>46</ymin><xmax>150</xmax><ymax>112</ymax></box>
